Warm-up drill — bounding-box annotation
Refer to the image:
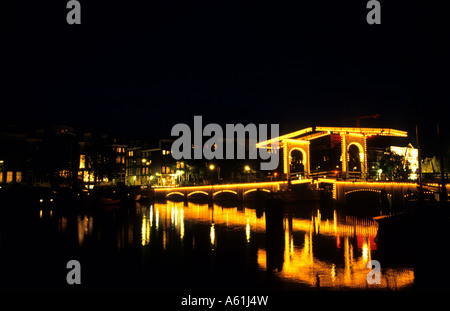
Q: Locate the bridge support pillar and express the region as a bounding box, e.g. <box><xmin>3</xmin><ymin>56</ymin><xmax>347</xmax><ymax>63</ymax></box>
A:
<box><xmin>237</xmin><ymin>188</ymin><xmax>244</xmax><ymax>202</ymax></box>
<box><xmin>208</xmin><ymin>191</ymin><xmax>213</xmax><ymax>202</ymax></box>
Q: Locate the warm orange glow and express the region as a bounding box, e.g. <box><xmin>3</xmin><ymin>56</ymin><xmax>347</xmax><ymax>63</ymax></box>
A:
<box><xmin>141</xmin><ymin>201</ymin><xmax>414</xmax><ymax>289</ymax></box>
<box><xmin>256</xmin><ymin>127</ymin><xmax>313</xmax><ymax>148</ymax></box>
<box><xmin>166</xmin><ymin>191</ymin><xmax>185</xmax><ymax>197</ymax></box>
<box><xmin>258</xmin><ymin>126</ymin><xmax>407</xmax><ymax>177</ymax></box>
<box><xmin>290</xmin><ymin>178</ymin><xmax>312</xmax><ymax>185</ymax></box>
<box><xmin>187</xmin><ymin>190</ymin><xmax>210</xmax><ymax>197</ymax></box>
<box><xmin>341</xmin><ymin>136</ymin><xmax>347</xmax><ymax>172</ymax></box>
<box><xmin>154</xmin><ymin>181</ymin><xmax>287</xmax><ymax>195</ymax></box>
<box><xmin>315</xmin><ymin>127</ymin><xmax>408</xmax><ymax>137</ymax></box>
<box><xmin>257</xmin><ymin>216</ymin><xmax>413</xmax><ymax>289</ymax></box>
<box><xmin>243</xmin><ymin>188</ymin><xmax>271</xmax><ymax>195</ymax></box>
<box><xmin>79</xmin><ymin>155</ymin><xmax>85</xmax><ymax>169</ymax></box>
<box><xmin>214</xmin><ymin>189</ymin><xmax>238</xmax><ymax>196</ymax></box>
<box><xmin>258</xmin><ymin>126</ymin><xmax>407</xmax><ymax>149</ymax></box>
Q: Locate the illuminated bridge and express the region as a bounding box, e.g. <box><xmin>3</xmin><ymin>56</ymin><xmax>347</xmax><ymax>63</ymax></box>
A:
<box><xmin>153</xmin><ymin>178</ymin><xmax>433</xmax><ymax>207</ymax></box>
<box><xmin>257</xmin><ymin>126</ymin><xmax>408</xmax><ymax>180</ymax></box>
<box><xmin>154</xmin><ymin>180</ymin><xmax>312</xmax><ymax>201</ymax></box>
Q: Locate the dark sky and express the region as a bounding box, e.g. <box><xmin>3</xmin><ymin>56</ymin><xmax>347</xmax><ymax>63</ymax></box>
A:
<box><xmin>4</xmin><ymin>0</ymin><xmax>449</xmax><ymax>154</ymax></box>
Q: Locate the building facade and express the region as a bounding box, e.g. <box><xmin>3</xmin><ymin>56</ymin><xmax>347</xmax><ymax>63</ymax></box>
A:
<box><xmin>125</xmin><ymin>139</ymin><xmax>182</xmax><ymax>186</ymax></box>
<box><xmin>0</xmin><ymin>124</ymin><xmax>128</xmax><ymax>188</ymax></box>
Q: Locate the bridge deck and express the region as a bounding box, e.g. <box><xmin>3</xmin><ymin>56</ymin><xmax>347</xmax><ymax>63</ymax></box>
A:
<box><xmin>153</xmin><ymin>179</ymin><xmax>313</xmax><ymax>200</ymax></box>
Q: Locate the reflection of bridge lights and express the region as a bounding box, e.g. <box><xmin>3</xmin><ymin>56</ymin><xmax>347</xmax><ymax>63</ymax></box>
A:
<box><xmin>210</xmin><ymin>223</ymin><xmax>215</xmax><ymax>248</ymax></box>
<box><xmin>141</xmin><ymin>214</ymin><xmax>150</xmax><ymax>246</ymax></box>
<box><xmin>362</xmin><ymin>241</ymin><xmax>369</xmax><ymax>261</ymax></box>
<box><xmin>246</xmin><ymin>219</ymin><xmax>250</xmax><ymax>243</ymax></box>
<box><xmin>180</xmin><ymin>208</ymin><xmax>184</xmax><ymax>240</ymax></box>
<box><xmin>144</xmin><ymin>201</ymin><xmax>413</xmax><ymax>289</ymax></box>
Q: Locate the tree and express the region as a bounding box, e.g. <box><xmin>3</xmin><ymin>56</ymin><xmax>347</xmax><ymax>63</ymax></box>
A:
<box><xmin>378</xmin><ymin>151</ymin><xmax>411</xmax><ymax>181</ymax></box>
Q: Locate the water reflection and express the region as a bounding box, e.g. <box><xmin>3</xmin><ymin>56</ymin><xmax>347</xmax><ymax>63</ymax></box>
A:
<box><xmin>77</xmin><ymin>215</ymin><xmax>93</xmax><ymax>246</ymax></box>
<box><xmin>24</xmin><ymin>199</ymin><xmax>417</xmax><ymax>290</ymax></box>
<box><xmin>135</xmin><ymin>201</ymin><xmax>414</xmax><ymax>290</ymax></box>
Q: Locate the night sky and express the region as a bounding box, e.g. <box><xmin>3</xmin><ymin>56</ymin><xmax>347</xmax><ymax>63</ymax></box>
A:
<box><xmin>4</xmin><ymin>1</ymin><xmax>449</xmax><ymax>155</ymax></box>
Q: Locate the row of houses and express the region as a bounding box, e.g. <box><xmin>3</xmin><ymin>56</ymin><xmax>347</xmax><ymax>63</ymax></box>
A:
<box><xmin>0</xmin><ymin>124</ymin><xmax>181</xmax><ymax>189</ymax></box>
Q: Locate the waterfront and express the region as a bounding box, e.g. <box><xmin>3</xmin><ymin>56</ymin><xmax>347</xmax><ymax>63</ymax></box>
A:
<box><xmin>1</xmin><ymin>196</ymin><xmax>448</xmax><ymax>291</ymax></box>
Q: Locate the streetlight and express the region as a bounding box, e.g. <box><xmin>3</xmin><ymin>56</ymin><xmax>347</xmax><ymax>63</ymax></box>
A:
<box><xmin>244</xmin><ymin>165</ymin><xmax>251</xmax><ymax>182</ymax></box>
<box><xmin>209</xmin><ymin>164</ymin><xmax>220</xmax><ymax>184</ymax></box>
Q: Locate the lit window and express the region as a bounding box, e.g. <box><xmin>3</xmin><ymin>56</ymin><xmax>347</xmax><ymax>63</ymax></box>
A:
<box><xmin>116</xmin><ymin>156</ymin><xmax>121</xmax><ymax>164</ymax></box>
<box><xmin>121</xmin><ymin>156</ymin><xmax>125</xmax><ymax>164</ymax></box>
<box><xmin>83</xmin><ymin>171</ymin><xmax>95</xmax><ymax>182</ymax></box>
<box><xmin>162</xmin><ymin>167</ymin><xmax>166</xmax><ymax>174</ymax></box>
<box><xmin>6</xmin><ymin>171</ymin><xmax>13</xmax><ymax>183</ymax></box>
<box><xmin>0</xmin><ymin>172</ymin><xmax>3</xmax><ymax>183</ymax></box>
<box><xmin>16</xmin><ymin>172</ymin><xmax>22</xmax><ymax>183</ymax></box>
<box><xmin>129</xmin><ymin>150</ymin><xmax>134</xmax><ymax>157</ymax></box>
<box><xmin>79</xmin><ymin>155</ymin><xmax>86</xmax><ymax>169</ymax></box>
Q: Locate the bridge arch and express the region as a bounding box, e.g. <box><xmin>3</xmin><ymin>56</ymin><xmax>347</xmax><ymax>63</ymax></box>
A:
<box><xmin>187</xmin><ymin>190</ymin><xmax>209</xmax><ymax>197</ymax></box>
<box><xmin>213</xmin><ymin>190</ymin><xmax>238</xmax><ymax>197</ymax></box>
<box><xmin>347</xmin><ymin>143</ymin><xmax>364</xmax><ymax>172</ymax></box>
<box><xmin>166</xmin><ymin>191</ymin><xmax>186</xmax><ymax>201</ymax></box>
<box><xmin>244</xmin><ymin>188</ymin><xmax>272</xmax><ymax>195</ymax></box>
<box><xmin>341</xmin><ymin>134</ymin><xmax>368</xmax><ymax>177</ymax></box>
<box><xmin>243</xmin><ymin>188</ymin><xmax>272</xmax><ymax>200</ymax></box>
<box><xmin>166</xmin><ymin>191</ymin><xmax>185</xmax><ymax>197</ymax></box>
<box><xmin>344</xmin><ymin>188</ymin><xmax>385</xmax><ymax>216</ymax></box>
<box><xmin>290</xmin><ymin>148</ymin><xmax>306</xmax><ymax>175</ymax></box>
<box><xmin>283</xmin><ymin>140</ymin><xmax>310</xmax><ymax>178</ymax></box>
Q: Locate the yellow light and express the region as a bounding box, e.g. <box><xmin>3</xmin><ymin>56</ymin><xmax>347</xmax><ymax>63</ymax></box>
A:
<box><xmin>214</xmin><ymin>189</ymin><xmax>238</xmax><ymax>196</ymax></box>
<box><xmin>362</xmin><ymin>241</ymin><xmax>369</xmax><ymax>261</ymax></box>
<box><xmin>142</xmin><ymin>158</ymin><xmax>147</xmax><ymax>163</ymax></box>
<box><xmin>79</xmin><ymin>155</ymin><xmax>85</xmax><ymax>169</ymax></box>
<box><xmin>154</xmin><ymin>181</ymin><xmax>287</xmax><ymax>192</ymax></box>
<box><xmin>210</xmin><ymin>223</ymin><xmax>215</xmax><ymax>247</ymax></box>
<box><xmin>256</xmin><ymin>127</ymin><xmax>313</xmax><ymax>148</ymax></box>
<box><xmin>244</xmin><ymin>165</ymin><xmax>250</xmax><ymax>171</ymax></box>
<box><xmin>246</xmin><ymin>219</ymin><xmax>251</xmax><ymax>243</ymax></box>
<box><xmin>209</xmin><ymin>164</ymin><xmax>215</xmax><ymax>170</ymax></box>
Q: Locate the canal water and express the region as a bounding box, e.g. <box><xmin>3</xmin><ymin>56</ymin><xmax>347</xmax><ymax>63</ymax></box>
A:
<box><xmin>0</xmin><ymin>198</ymin><xmax>448</xmax><ymax>291</ymax></box>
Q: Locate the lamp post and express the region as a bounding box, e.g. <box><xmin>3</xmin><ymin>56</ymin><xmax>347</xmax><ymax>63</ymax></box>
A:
<box><xmin>244</xmin><ymin>165</ymin><xmax>251</xmax><ymax>182</ymax></box>
<box><xmin>209</xmin><ymin>164</ymin><xmax>220</xmax><ymax>184</ymax></box>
